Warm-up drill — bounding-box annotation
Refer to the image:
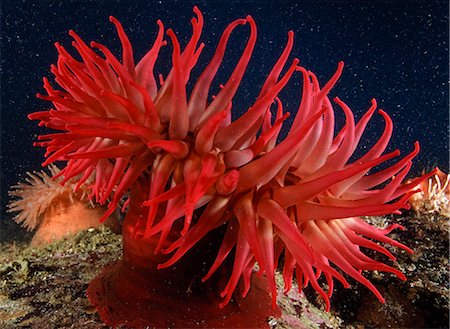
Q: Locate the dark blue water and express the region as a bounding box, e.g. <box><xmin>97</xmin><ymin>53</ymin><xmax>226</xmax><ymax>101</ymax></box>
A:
<box><xmin>1</xmin><ymin>0</ymin><xmax>448</xmax><ymax>227</ymax></box>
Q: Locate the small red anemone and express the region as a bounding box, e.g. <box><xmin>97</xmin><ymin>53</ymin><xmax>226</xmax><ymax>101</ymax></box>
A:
<box><xmin>29</xmin><ymin>7</ymin><xmax>431</xmax><ymax>328</ymax></box>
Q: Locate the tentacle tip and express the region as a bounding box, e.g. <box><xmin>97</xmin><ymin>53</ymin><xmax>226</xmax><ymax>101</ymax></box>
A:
<box><xmin>292</xmin><ymin>58</ymin><xmax>300</xmax><ymax>65</ymax></box>
<box><xmin>245</xmin><ymin>15</ymin><xmax>255</xmax><ymax>24</ymax></box>
<box><xmin>392</xmin><ymin>224</ymin><xmax>406</xmax><ymax>231</ymax></box>
<box><xmin>166</xmin><ymin>29</ymin><xmax>176</xmax><ymax>39</ymax></box>
<box><xmin>161</xmin><ymin>248</ymin><xmax>172</xmax><ymax>255</ymax></box>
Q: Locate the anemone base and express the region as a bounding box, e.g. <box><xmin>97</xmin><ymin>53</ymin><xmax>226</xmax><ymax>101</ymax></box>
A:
<box><xmin>86</xmin><ymin>180</ymin><xmax>277</xmax><ymax>328</ymax></box>
<box><xmin>86</xmin><ymin>259</ymin><xmax>276</xmax><ymax>328</ymax></box>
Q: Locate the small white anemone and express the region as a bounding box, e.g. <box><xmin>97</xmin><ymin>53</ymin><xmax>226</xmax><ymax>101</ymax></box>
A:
<box><xmin>409</xmin><ymin>167</ymin><xmax>449</xmax><ymax>217</ymax></box>
<box><xmin>8</xmin><ymin>164</ymin><xmax>93</xmax><ymax>231</ymax></box>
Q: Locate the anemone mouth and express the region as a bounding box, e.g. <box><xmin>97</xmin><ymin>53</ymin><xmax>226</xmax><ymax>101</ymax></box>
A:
<box><xmin>29</xmin><ymin>6</ymin><xmax>430</xmax><ymax>316</ymax></box>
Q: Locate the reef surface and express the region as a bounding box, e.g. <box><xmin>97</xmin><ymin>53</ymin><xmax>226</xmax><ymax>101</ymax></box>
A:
<box><xmin>0</xmin><ymin>212</ymin><xmax>447</xmax><ymax>328</ymax></box>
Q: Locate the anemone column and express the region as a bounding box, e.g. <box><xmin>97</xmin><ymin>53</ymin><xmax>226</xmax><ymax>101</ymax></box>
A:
<box><xmin>87</xmin><ymin>178</ymin><xmax>274</xmax><ymax>328</ymax></box>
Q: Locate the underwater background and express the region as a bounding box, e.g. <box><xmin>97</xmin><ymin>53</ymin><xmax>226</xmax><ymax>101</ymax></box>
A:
<box><xmin>0</xmin><ymin>0</ymin><xmax>448</xmax><ymax>238</ymax></box>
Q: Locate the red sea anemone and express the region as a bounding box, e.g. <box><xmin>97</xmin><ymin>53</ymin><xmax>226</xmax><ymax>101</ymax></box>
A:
<box><xmin>29</xmin><ymin>7</ymin><xmax>432</xmax><ymax>328</ymax></box>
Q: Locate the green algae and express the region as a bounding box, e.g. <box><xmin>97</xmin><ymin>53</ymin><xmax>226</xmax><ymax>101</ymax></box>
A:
<box><xmin>0</xmin><ymin>226</ymin><xmax>343</xmax><ymax>329</ymax></box>
<box><xmin>0</xmin><ymin>227</ymin><xmax>121</xmax><ymax>328</ymax></box>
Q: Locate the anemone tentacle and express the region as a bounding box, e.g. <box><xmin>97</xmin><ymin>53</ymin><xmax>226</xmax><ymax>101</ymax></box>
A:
<box><xmin>30</xmin><ymin>7</ymin><xmax>430</xmax><ymax>313</ymax></box>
